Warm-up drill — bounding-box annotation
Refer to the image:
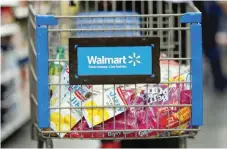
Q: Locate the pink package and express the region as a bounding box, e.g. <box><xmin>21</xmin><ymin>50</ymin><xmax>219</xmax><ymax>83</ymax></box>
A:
<box><xmin>65</xmin><ymin>89</ymin><xmax>138</xmax><ymax>138</ymax></box>
<box><xmin>65</xmin><ymin>85</ymin><xmax>192</xmax><ymax>139</ymax></box>
<box><xmin>146</xmin><ymin>84</ymin><xmax>183</xmax><ymax>116</ymax></box>
<box><xmin>65</xmin><ymin>109</ymin><xmax>138</xmax><ymax>138</ymax></box>
<box><xmin>135</xmin><ymin>85</ymin><xmax>192</xmax><ymax>137</ymax></box>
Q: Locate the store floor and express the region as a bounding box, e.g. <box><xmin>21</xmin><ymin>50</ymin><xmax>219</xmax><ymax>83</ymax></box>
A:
<box><xmin>2</xmin><ymin>59</ymin><xmax>227</xmax><ymax>148</ymax></box>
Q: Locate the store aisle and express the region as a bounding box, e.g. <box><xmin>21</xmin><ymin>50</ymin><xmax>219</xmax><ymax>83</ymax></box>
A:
<box><xmin>2</xmin><ymin>85</ymin><xmax>227</xmax><ymax>148</ymax></box>
<box><xmin>188</xmin><ymin>87</ymin><xmax>227</xmax><ymax>148</ymax></box>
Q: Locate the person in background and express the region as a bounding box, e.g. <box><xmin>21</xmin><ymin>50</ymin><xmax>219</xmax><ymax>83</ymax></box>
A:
<box><xmin>215</xmin><ymin>2</ymin><xmax>227</xmax><ymax>49</ymax></box>
<box><xmin>193</xmin><ymin>1</ymin><xmax>227</xmax><ymax>93</ymax></box>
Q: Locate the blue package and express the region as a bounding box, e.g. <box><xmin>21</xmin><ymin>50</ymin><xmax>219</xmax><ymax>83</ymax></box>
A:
<box><xmin>75</xmin><ymin>11</ymin><xmax>141</xmax><ymax>37</ymax></box>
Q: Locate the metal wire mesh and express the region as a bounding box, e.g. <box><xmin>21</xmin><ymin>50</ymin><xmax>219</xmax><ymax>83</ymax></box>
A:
<box><xmin>29</xmin><ymin>0</ymin><xmax>199</xmax><ymax>140</ymax></box>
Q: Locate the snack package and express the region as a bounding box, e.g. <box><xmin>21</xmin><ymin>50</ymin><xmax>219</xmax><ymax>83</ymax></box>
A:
<box><xmin>135</xmin><ymin>84</ymin><xmax>192</xmax><ymax>137</ymax></box>
<box><xmin>133</xmin><ymin>94</ymin><xmax>158</xmax><ymax>138</ymax></box>
<box><xmin>49</xmin><ymin>64</ymin><xmax>92</xmax><ymax>138</ymax></box>
<box><xmin>50</xmin><ymin>86</ymin><xmax>85</xmax><ymax>138</ymax></box>
<box><xmin>65</xmin><ymin>89</ymin><xmax>138</xmax><ymax>138</ymax></box>
<box><xmin>50</xmin><ymin>64</ymin><xmax>92</xmax><ymax>107</ymax></box>
<box><xmin>160</xmin><ymin>53</ymin><xmax>190</xmax><ymax>82</ymax></box>
<box><xmin>136</xmin><ymin>84</ymin><xmax>191</xmax><ymax>137</ymax></box>
<box><xmin>168</xmin><ymin>72</ymin><xmax>191</xmax><ymax>90</ymax></box>
<box><xmin>65</xmin><ymin>84</ymin><xmax>192</xmax><ymax>139</ymax></box>
<box><xmin>82</xmin><ymin>87</ymin><xmax>128</xmax><ymax>128</ymax></box>
<box><xmin>66</xmin><ymin>108</ymin><xmax>138</xmax><ymax>138</ymax></box>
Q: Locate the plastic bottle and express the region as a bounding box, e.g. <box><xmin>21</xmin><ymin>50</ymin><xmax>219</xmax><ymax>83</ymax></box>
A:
<box><xmin>49</xmin><ymin>46</ymin><xmax>65</xmax><ymax>94</ymax></box>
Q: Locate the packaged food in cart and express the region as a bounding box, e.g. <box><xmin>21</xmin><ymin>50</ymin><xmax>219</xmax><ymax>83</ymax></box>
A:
<box><xmin>50</xmin><ymin>85</ymin><xmax>86</xmax><ymax>138</ymax></box>
<box><xmin>82</xmin><ymin>87</ymin><xmax>128</xmax><ymax>128</ymax></box>
<box><xmin>66</xmin><ymin>82</ymin><xmax>192</xmax><ymax>138</ymax></box>
<box><xmin>134</xmin><ymin>84</ymin><xmax>192</xmax><ymax>137</ymax></box>
<box><xmin>160</xmin><ymin>53</ymin><xmax>190</xmax><ymax>82</ymax></box>
<box><xmin>168</xmin><ymin>72</ymin><xmax>191</xmax><ymax>90</ymax></box>
<box><xmin>50</xmin><ymin>64</ymin><xmax>92</xmax><ymax>107</ymax></box>
<box><xmin>50</xmin><ymin>64</ymin><xmax>92</xmax><ymax>137</ymax></box>
<box><xmin>66</xmin><ymin>89</ymin><xmax>138</xmax><ymax>138</ymax></box>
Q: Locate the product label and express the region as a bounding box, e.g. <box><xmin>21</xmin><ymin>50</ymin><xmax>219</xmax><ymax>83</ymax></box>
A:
<box><xmin>107</xmin><ymin>131</ymin><xmax>133</xmax><ymax>137</ymax></box>
<box><xmin>63</xmin><ymin>65</ymin><xmax>91</xmax><ymax>97</ymax></box>
<box><xmin>50</xmin><ymin>64</ymin><xmax>92</xmax><ymax>107</ymax></box>
<box><xmin>177</xmin><ymin>107</ymin><xmax>191</xmax><ymax>123</ymax></box>
<box><xmin>49</xmin><ymin>64</ymin><xmax>92</xmax><ymax>138</ymax></box>
<box><xmin>138</xmin><ymin>127</ymin><xmax>155</xmax><ymax>137</ymax></box>
<box><xmin>83</xmin><ymin>87</ymin><xmax>127</xmax><ymax>128</ymax></box>
<box><xmin>159</xmin><ymin>113</ymin><xmax>179</xmax><ymax>129</ymax></box>
<box><xmin>146</xmin><ymin>86</ymin><xmax>168</xmax><ymax>104</ymax></box>
<box><xmin>50</xmin><ymin>88</ymin><xmax>84</xmax><ymax>138</ymax></box>
<box><xmin>168</xmin><ymin>72</ymin><xmax>191</xmax><ymax>89</ymax></box>
<box><xmin>50</xmin><ymin>99</ymin><xmax>82</xmax><ymax>138</ymax></box>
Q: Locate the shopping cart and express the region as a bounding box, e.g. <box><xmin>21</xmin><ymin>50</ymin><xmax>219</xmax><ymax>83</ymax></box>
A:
<box><xmin>28</xmin><ymin>1</ymin><xmax>203</xmax><ymax>148</ymax></box>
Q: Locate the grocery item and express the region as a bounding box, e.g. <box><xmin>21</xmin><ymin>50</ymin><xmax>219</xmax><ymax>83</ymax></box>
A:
<box><xmin>50</xmin><ymin>86</ymin><xmax>84</xmax><ymax>138</ymax></box>
<box><xmin>75</xmin><ymin>12</ymin><xmax>141</xmax><ymax>37</ymax></box>
<box><xmin>83</xmin><ymin>87</ymin><xmax>128</xmax><ymax>128</ymax></box>
<box><xmin>65</xmin><ymin>89</ymin><xmax>137</xmax><ymax>138</ymax></box>
<box><xmin>168</xmin><ymin>72</ymin><xmax>191</xmax><ymax>90</ymax></box>
<box><xmin>49</xmin><ymin>64</ymin><xmax>93</xmax><ymax>138</ymax></box>
<box><xmin>160</xmin><ymin>53</ymin><xmax>190</xmax><ymax>82</ymax></box>
<box><xmin>65</xmin><ymin>82</ymin><xmax>192</xmax><ymax>139</ymax></box>
<box><xmin>48</xmin><ymin>54</ymin><xmax>192</xmax><ymax>138</ymax></box>
<box><xmin>50</xmin><ymin>64</ymin><xmax>92</xmax><ymax>107</ymax></box>
<box><xmin>135</xmin><ymin>84</ymin><xmax>191</xmax><ymax>137</ymax></box>
<box><xmin>49</xmin><ymin>46</ymin><xmax>65</xmax><ymax>93</ymax></box>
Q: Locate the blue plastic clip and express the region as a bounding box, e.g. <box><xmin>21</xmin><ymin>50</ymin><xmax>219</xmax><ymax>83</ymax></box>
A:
<box><xmin>180</xmin><ymin>12</ymin><xmax>201</xmax><ymax>24</ymax></box>
<box><xmin>36</xmin><ymin>15</ymin><xmax>58</xmax><ymax>26</ymax></box>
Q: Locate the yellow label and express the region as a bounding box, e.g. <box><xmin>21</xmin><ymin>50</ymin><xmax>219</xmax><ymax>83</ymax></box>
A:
<box><xmin>64</xmin><ymin>115</ymin><xmax>77</xmax><ymax>126</ymax></box>
<box><xmin>83</xmin><ymin>101</ymin><xmax>110</xmax><ymax>126</ymax></box>
<box><xmin>50</xmin><ymin>112</ymin><xmax>64</xmax><ymax>124</ymax></box>
<box><xmin>169</xmin><ymin>74</ymin><xmax>186</xmax><ymax>82</ymax></box>
<box><xmin>177</xmin><ymin>107</ymin><xmax>191</xmax><ymax>123</ymax></box>
<box><xmin>50</xmin><ymin>101</ymin><xmax>82</xmax><ymax>138</ymax></box>
<box><xmin>171</xmin><ymin>122</ymin><xmax>189</xmax><ymax>135</ymax></box>
<box><xmin>83</xmin><ymin>88</ymin><xmax>127</xmax><ymax>128</ymax></box>
<box><xmin>170</xmin><ymin>107</ymin><xmax>191</xmax><ymax>135</ymax></box>
<box><xmin>165</xmin><ymin>72</ymin><xmax>191</xmax><ymax>89</ymax></box>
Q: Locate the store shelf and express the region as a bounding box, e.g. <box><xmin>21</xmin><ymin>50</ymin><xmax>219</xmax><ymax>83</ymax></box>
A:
<box><xmin>0</xmin><ymin>0</ymin><xmax>19</xmax><ymax>7</ymax></box>
<box><xmin>14</xmin><ymin>7</ymin><xmax>28</xmax><ymax>19</ymax></box>
<box><xmin>17</xmin><ymin>48</ymin><xmax>28</xmax><ymax>61</ymax></box>
<box><xmin>1</xmin><ymin>98</ymin><xmax>30</xmax><ymax>142</ymax></box>
<box><xmin>0</xmin><ymin>23</ymin><xmax>19</xmax><ymax>37</ymax></box>
<box><xmin>1</xmin><ymin>94</ymin><xmax>17</xmax><ymax>109</ymax></box>
<box><xmin>1</xmin><ymin>68</ymin><xmax>19</xmax><ymax>84</ymax></box>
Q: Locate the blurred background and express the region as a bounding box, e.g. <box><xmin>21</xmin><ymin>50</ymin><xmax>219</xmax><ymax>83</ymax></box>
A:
<box><xmin>1</xmin><ymin>0</ymin><xmax>227</xmax><ymax>148</ymax></box>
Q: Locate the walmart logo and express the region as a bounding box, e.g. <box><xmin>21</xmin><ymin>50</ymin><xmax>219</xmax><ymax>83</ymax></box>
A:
<box><xmin>128</xmin><ymin>53</ymin><xmax>141</xmax><ymax>67</ymax></box>
<box><xmin>87</xmin><ymin>53</ymin><xmax>141</xmax><ymax>67</ymax></box>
